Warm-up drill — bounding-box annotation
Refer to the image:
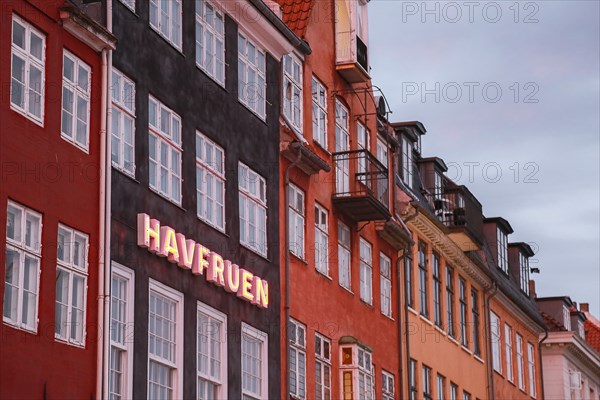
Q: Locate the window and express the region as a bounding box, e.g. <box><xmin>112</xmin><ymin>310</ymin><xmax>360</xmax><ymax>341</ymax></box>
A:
<box><xmin>148</xmin><ymin>96</ymin><xmax>182</xmax><ymax>204</ymax></box>
<box><xmin>357</xmin><ymin>347</ymin><xmax>374</xmax><ymax>400</ymax></box>
<box><xmin>380</xmin><ymin>253</ymin><xmax>392</xmax><ymax>317</ymax></box>
<box><xmin>288</xmin><ymin>184</ymin><xmax>305</xmax><ymax>259</ymax></box>
<box><xmin>55</xmin><ymin>224</ymin><xmax>89</xmax><ymax>346</ymax></box>
<box><xmin>197</xmin><ymin>303</ymin><xmax>227</xmax><ymax>400</ymax></box>
<box><xmin>405</xmin><ymin>252</ymin><xmax>414</xmax><ymax>309</ymax></box>
<box><xmin>239</xmin><ymin>163</ymin><xmax>268</xmax><ymax>257</ymax></box>
<box><xmin>401</xmin><ymin>136</ymin><xmax>413</xmax><ymax>187</ymax></box>
<box><xmin>315</xmin><ymin>333</ymin><xmax>331</xmax><ymax>400</ymax></box>
<box><xmin>437</xmin><ymin>374</ymin><xmax>446</xmax><ymax>400</ymax></box>
<box><xmin>409</xmin><ymin>359</ymin><xmax>418</xmax><ymax>400</ymax></box>
<box><xmin>241</xmin><ymin>323</ymin><xmax>268</xmax><ymax>400</ymax></box>
<box><xmin>563</xmin><ymin>305</ymin><xmax>572</xmax><ymax>331</ymax></box>
<box><xmin>433</xmin><ymin>253</ymin><xmax>442</xmax><ymax>327</ymax></box>
<box><xmin>338</xmin><ymin>222</ymin><xmax>351</xmax><ymax>290</ymax></box>
<box><xmin>148</xmin><ymin>281</ymin><xmax>183</xmax><ymax>400</ymax></box>
<box><xmin>490</xmin><ymin>311</ymin><xmax>501</xmax><ymax>372</ymax></box>
<box><xmin>61</xmin><ymin>51</ymin><xmax>91</xmax><ymax>151</ymax></box>
<box><xmin>111</xmin><ymin>68</ymin><xmax>136</xmax><ymax>175</ymax></box>
<box><xmin>3</xmin><ymin>201</ymin><xmax>41</xmax><ymax>332</ymax></box>
<box><xmin>418</xmin><ymin>241</ymin><xmax>429</xmax><ymax>318</ymax></box>
<box><xmin>335</xmin><ymin>100</ymin><xmax>350</xmax><ymax>194</ymax></box>
<box><xmin>359</xmin><ymin>239</ymin><xmax>372</xmax><ymax>304</ymax></box>
<box><xmin>289</xmin><ymin>319</ymin><xmax>306</xmax><ymax>399</ymax></box>
<box><xmin>283</xmin><ymin>54</ymin><xmax>303</xmax><ymax>132</ymax></box>
<box><xmin>463</xmin><ymin>391</ymin><xmax>471</xmax><ymax>400</ymax></box>
<box><xmin>119</xmin><ymin>0</ymin><xmax>135</xmax><ymax>11</ymax></box>
<box><xmin>312</xmin><ymin>77</ymin><xmax>327</xmax><ymax>147</ymax></box>
<box><xmin>516</xmin><ymin>333</ymin><xmax>525</xmax><ymax>390</ymax></box>
<box><xmin>527</xmin><ymin>343</ymin><xmax>536</xmax><ymax>397</ymax></box>
<box><xmin>459</xmin><ymin>277</ymin><xmax>467</xmax><ymax>346</ymax></box>
<box><xmin>520</xmin><ymin>252</ymin><xmax>530</xmax><ymax>295</ymax></box>
<box><xmin>110</xmin><ymin>263</ymin><xmax>135</xmax><ymax>400</ymax></box>
<box><xmin>450</xmin><ymin>383</ymin><xmax>458</xmax><ymax>400</ymax></box>
<box><xmin>471</xmin><ymin>288</ymin><xmax>481</xmax><ymax>356</ymax></box>
<box><xmin>195</xmin><ymin>0</ymin><xmax>225</xmax><ymax>85</ymax></box>
<box><xmin>10</xmin><ymin>15</ymin><xmax>45</xmax><ymax>124</ymax></box>
<box><xmin>357</xmin><ymin>121</ymin><xmax>369</xmax><ymax>180</ymax></box>
<box><xmin>422</xmin><ymin>365</ymin><xmax>432</xmax><ymax>400</ymax></box>
<box><xmin>149</xmin><ymin>0</ymin><xmax>182</xmax><ymax>49</ymax></box>
<box><xmin>376</xmin><ymin>137</ymin><xmax>388</xmax><ymax>169</ymax></box>
<box><xmin>238</xmin><ymin>33</ymin><xmax>266</xmax><ymax>119</ymax></box>
<box><xmin>434</xmin><ymin>171</ymin><xmax>443</xmax><ymax>200</ymax></box>
<box><xmin>382</xmin><ymin>371</ymin><xmax>394</xmax><ymax>400</ymax></box>
<box><xmin>446</xmin><ymin>266</ymin><xmax>455</xmax><ymax>337</ymax></box>
<box><xmin>504</xmin><ymin>324</ymin><xmax>514</xmax><ymax>382</ymax></box>
<box><xmin>314</xmin><ymin>204</ymin><xmax>329</xmax><ymax>276</ymax></box>
<box><xmin>497</xmin><ymin>227</ymin><xmax>508</xmax><ymax>273</ymax></box>
<box><xmin>196</xmin><ymin>132</ymin><xmax>226</xmax><ymax>231</ymax></box>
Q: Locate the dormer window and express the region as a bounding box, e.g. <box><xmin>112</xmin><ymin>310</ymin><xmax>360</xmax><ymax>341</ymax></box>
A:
<box><xmin>283</xmin><ymin>54</ymin><xmax>303</xmax><ymax>132</ymax></box>
<box><xmin>563</xmin><ymin>306</ymin><xmax>571</xmax><ymax>331</ymax></box>
<box><xmin>497</xmin><ymin>227</ymin><xmax>508</xmax><ymax>273</ymax></box>
<box><xmin>433</xmin><ymin>171</ymin><xmax>443</xmax><ymax>200</ymax></box>
<box><xmin>577</xmin><ymin>320</ymin><xmax>585</xmax><ymax>338</ymax></box>
<box><xmin>519</xmin><ymin>252</ymin><xmax>530</xmax><ymax>295</ymax></box>
<box><xmin>401</xmin><ymin>136</ymin><xmax>413</xmax><ymax>188</ymax></box>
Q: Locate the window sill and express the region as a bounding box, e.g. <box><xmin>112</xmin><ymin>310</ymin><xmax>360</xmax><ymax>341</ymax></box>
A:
<box><xmin>493</xmin><ymin>369</ymin><xmax>504</xmax><ymax>378</ymax></box>
<box><xmin>313</xmin><ymin>140</ymin><xmax>331</xmax><ymax>155</ymax></box>
<box><xmin>238</xmin><ymin>99</ymin><xmax>267</xmax><ymax>124</ymax></box>
<box><xmin>461</xmin><ymin>345</ymin><xmax>472</xmax><ymax>355</ymax></box>
<box><xmin>408</xmin><ymin>307</ymin><xmax>419</xmax><ymax>316</ymax></box>
<box><xmin>382</xmin><ymin>313</ymin><xmax>394</xmax><ymax>321</ymax></box>
<box><xmin>198</xmin><ymin>216</ymin><xmax>229</xmax><ymax>238</ymax></box>
<box><xmin>10</xmin><ymin>104</ymin><xmax>44</xmax><ymax>128</ymax></box>
<box><xmin>240</xmin><ymin>242</ymin><xmax>270</xmax><ymax>262</ymax></box>
<box><xmin>149</xmin><ymin>26</ymin><xmax>184</xmax><ymax>56</ymax></box>
<box><xmin>419</xmin><ymin>314</ymin><xmax>434</xmax><ymax>326</ymax></box>
<box><xmin>60</xmin><ymin>134</ymin><xmax>90</xmax><ymax>154</ymax></box>
<box><xmin>290</xmin><ymin>252</ymin><xmax>308</xmax><ymax>265</ymax></box>
<box><xmin>112</xmin><ymin>164</ymin><xmax>138</xmax><ymax>182</ymax></box>
<box><xmin>148</xmin><ymin>187</ymin><xmax>185</xmax><ymax>211</ymax></box>
<box><xmin>448</xmin><ymin>335</ymin><xmax>460</xmax><ymax>346</ymax></box>
<box><xmin>315</xmin><ymin>269</ymin><xmax>333</xmax><ymax>280</ymax></box>
<box><xmin>434</xmin><ymin>325</ymin><xmax>447</xmax><ymax>336</ymax></box>
<box><xmin>55</xmin><ymin>335</ymin><xmax>85</xmax><ymax>349</ymax></box>
<box><xmin>360</xmin><ymin>299</ymin><xmax>374</xmax><ymax>308</ymax></box>
<box><xmin>195</xmin><ymin>63</ymin><xmax>227</xmax><ymax>91</ymax></box>
<box><xmin>474</xmin><ymin>354</ymin><xmax>485</xmax><ymax>364</ymax></box>
<box><xmin>339</xmin><ymin>284</ymin><xmax>354</xmax><ymax>295</ymax></box>
<box><xmin>117</xmin><ymin>0</ymin><xmax>138</xmax><ymax>16</ymax></box>
<box><xmin>3</xmin><ymin>319</ymin><xmax>37</xmax><ymax>335</ymax></box>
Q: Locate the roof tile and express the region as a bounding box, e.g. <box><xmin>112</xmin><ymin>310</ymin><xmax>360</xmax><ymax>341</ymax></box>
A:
<box><xmin>275</xmin><ymin>0</ymin><xmax>315</xmax><ymax>38</ymax></box>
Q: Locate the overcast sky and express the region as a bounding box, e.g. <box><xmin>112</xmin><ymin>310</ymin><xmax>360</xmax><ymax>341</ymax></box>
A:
<box><xmin>369</xmin><ymin>0</ymin><xmax>600</xmax><ymax>315</ymax></box>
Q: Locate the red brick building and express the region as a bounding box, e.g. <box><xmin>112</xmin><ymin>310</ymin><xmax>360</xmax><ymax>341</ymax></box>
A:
<box><xmin>0</xmin><ymin>1</ymin><xmax>114</xmax><ymax>398</ymax></box>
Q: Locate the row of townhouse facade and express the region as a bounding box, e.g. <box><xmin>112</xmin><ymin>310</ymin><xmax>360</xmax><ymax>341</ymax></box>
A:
<box><xmin>1</xmin><ymin>0</ymin><xmax>598</xmax><ymax>400</ymax></box>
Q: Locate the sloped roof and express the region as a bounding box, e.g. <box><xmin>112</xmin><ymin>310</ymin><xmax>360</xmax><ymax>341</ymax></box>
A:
<box><xmin>584</xmin><ymin>317</ymin><xmax>600</xmax><ymax>354</ymax></box>
<box><xmin>541</xmin><ymin>310</ymin><xmax>567</xmax><ymax>332</ymax></box>
<box><xmin>275</xmin><ymin>0</ymin><xmax>315</xmax><ymax>38</ymax></box>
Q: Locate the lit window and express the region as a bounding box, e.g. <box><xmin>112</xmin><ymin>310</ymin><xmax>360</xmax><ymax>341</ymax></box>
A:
<box><xmin>238</xmin><ymin>33</ymin><xmax>266</xmax><ymax>119</ymax></box>
<box><xmin>338</xmin><ymin>222</ymin><xmax>351</xmax><ymax>290</ymax></box>
<box><xmin>196</xmin><ymin>132</ymin><xmax>226</xmax><ymax>231</ymax></box>
<box><xmin>148</xmin><ymin>96</ymin><xmax>182</xmax><ymax>205</ymax></box>
<box><xmin>149</xmin><ymin>0</ymin><xmax>182</xmax><ymax>49</ymax></box>
<box><xmin>409</xmin><ymin>359</ymin><xmax>418</xmax><ymax>400</ymax></box>
<box><xmin>289</xmin><ymin>319</ymin><xmax>306</xmax><ymax>399</ymax></box>
<box><xmin>516</xmin><ymin>333</ymin><xmax>525</xmax><ymax>390</ymax></box>
<box><xmin>3</xmin><ymin>201</ymin><xmax>41</xmax><ymax>332</ymax></box>
<box><xmin>505</xmin><ymin>324</ymin><xmax>514</xmax><ymax>382</ymax></box>
<box><xmin>422</xmin><ymin>365</ymin><xmax>432</xmax><ymax>400</ymax></box>
<box><xmin>109</xmin><ymin>263</ymin><xmax>135</xmax><ymax>400</ymax></box>
<box><xmin>196</xmin><ymin>0</ymin><xmax>225</xmax><ymax>85</ymax></box>
<box><xmin>490</xmin><ymin>311</ymin><xmax>501</xmax><ymax>372</ymax></box>
<box><xmin>314</xmin><ymin>203</ymin><xmax>329</xmax><ymax>276</ymax></box>
<box><xmin>283</xmin><ymin>54</ymin><xmax>303</xmax><ymax>132</ymax></box>
<box><xmin>10</xmin><ymin>15</ymin><xmax>45</xmax><ymax>124</ymax></box>
<box><xmin>288</xmin><ymin>184</ymin><xmax>305</xmax><ymax>259</ymax></box>
<box><xmin>197</xmin><ymin>303</ymin><xmax>227</xmax><ymax>399</ymax></box>
<box><xmin>239</xmin><ymin>163</ymin><xmax>268</xmax><ymax>257</ymax></box>
<box><xmin>459</xmin><ymin>277</ymin><xmax>467</xmax><ymax>347</ymax></box>
<box><xmin>315</xmin><ymin>333</ymin><xmax>331</xmax><ymax>400</ymax></box>
<box><xmin>380</xmin><ymin>253</ymin><xmax>392</xmax><ymax>317</ymax></box>
<box><xmin>433</xmin><ymin>253</ymin><xmax>442</xmax><ymax>327</ymax></box>
<box><xmin>446</xmin><ymin>266</ymin><xmax>455</xmax><ymax>337</ymax></box>
<box><xmin>472</xmin><ymin>288</ymin><xmax>481</xmax><ymax>356</ymax></box>
<box><xmin>382</xmin><ymin>370</ymin><xmax>395</xmax><ymax>400</ymax></box>
<box><xmin>241</xmin><ymin>323</ymin><xmax>268</xmax><ymax>400</ymax></box>
<box><xmin>418</xmin><ymin>242</ymin><xmax>429</xmax><ymax>318</ymax></box>
<box><xmin>55</xmin><ymin>224</ymin><xmax>89</xmax><ymax>346</ymax></box>
<box><xmin>497</xmin><ymin>227</ymin><xmax>508</xmax><ymax>273</ymax></box>
<box><xmin>111</xmin><ymin>68</ymin><xmax>136</xmax><ymax>176</ymax></box>
<box><xmin>312</xmin><ymin>77</ymin><xmax>327</xmax><ymax>147</ymax></box>
<box><xmin>148</xmin><ymin>281</ymin><xmax>183</xmax><ymax>400</ymax></box>
<box><xmin>405</xmin><ymin>252</ymin><xmax>414</xmax><ymax>309</ymax></box>
<box><xmin>520</xmin><ymin>252</ymin><xmax>530</xmax><ymax>295</ymax></box>
<box><xmin>61</xmin><ymin>51</ymin><xmax>91</xmax><ymax>151</ymax></box>
<box><xmin>437</xmin><ymin>374</ymin><xmax>446</xmax><ymax>400</ymax></box>
<box><xmin>357</xmin><ymin>347</ymin><xmax>374</xmax><ymax>400</ymax></box>
<box><xmin>527</xmin><ymin>343</ymin><xmax>536</xmax><ymax>398</ymax></box>
<box><xmin>359</xmin><ymin>238</ymin><xmax>373</xmax><ymax>304</ymax></box>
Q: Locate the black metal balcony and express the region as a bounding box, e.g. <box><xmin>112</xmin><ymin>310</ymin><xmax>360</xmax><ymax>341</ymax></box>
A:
<box><xmin>333</xmin><ymin>149</ymin><xmax>391</xmax><ymax>222</ymax></box>
<box><xmin>433</xmin><ymin>185</ymin><xmax>484</xmax><ymax>248</ymax></box>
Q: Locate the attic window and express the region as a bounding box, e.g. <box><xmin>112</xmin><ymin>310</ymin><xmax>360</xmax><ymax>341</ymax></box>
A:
<box><xmin>519</xmin><ymin>252</ymin><xmax>530</xmax><ymax>295</ymax></box>
<box><xmin>497</xmin><ymin>227</ymin><xmax>508</xmax><ymax>273</ymax></box>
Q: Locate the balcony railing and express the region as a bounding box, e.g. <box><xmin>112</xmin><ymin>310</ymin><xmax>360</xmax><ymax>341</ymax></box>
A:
<box><xmin>333</xmin><ymin>149</ymin><xmax>390</xmax><ymax>222</ymax></box>
<box><xmin>432</xmin><ymin>186</ymin><xmax>484</xmax><ymax>246</ymax></box>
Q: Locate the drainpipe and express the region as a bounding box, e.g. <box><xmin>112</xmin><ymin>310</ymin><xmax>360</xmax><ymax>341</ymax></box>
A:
<box><xmin>284</xmin><ymin>149</ymin><xmax>302</xmax><ymax>398</ymax></box>
<box><xmin>484</xmin><ymin>283</ymin><xmax>499</xmax><ymax>400</ymax></box>
<box><xmin>401</xmin><ymin>210</ymin><xmax>417</xmax><ymax>400</ymax></box>
<box><xmin>538</xmin><ymin>329</ymin><xmax>548</xmax><ymax>400</ymax></box>
<box><xmin>396</xmin><ymin>248</ymin><xmax>406</xmax><ymax>400</ymax></box>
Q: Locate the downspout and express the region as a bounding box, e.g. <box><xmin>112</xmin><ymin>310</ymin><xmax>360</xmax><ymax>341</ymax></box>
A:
<box><xmin>284</xmin><ymin>150</ymin><xmax>302</xmax><ymax>398</ymax></box>
<box><xmin>401</xmin><ymin>209</ymin><xmax>418</xmax><ymax>399</ymax></box>
<box><xmin>538</xmin><ymin>329</ymin><xmax>549</xmax><ymax>400</ymax></box>
<box><xmin>396</xmin><ymin>249</ymin><xmax>405</xmax><ymax>400</ymax></box>
<box><xmin>484</xmin><ymin>283</ymin><xmax>499</xmax><ymax>400</ymax></box>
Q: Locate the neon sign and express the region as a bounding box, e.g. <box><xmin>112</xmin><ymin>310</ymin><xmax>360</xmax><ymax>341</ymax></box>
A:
<box><xmin>137</xmin><ymin>213</ymin><xmax>269</xmax><ymax>308</ymax></box>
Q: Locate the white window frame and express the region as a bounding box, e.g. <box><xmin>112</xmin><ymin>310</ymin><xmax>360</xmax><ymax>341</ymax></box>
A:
<box><xmin>55</xmin><ymin>224</ymin><xmax>89</xmax><ymax>347</ymax></box>
<box><xmin>197</xmin><ymin>302</ymin><xmax>227</xmax><ymax>400</ymax></box>
<box><xmin>409</xmin><ymin>359</ymin><xmax>418</xmax><ymax>400</ymax></box>
<box><xmin>10</xmin><ymin>14</ymin><xmax>46</xmax><ymax>125</ymax></box>
<box><xmin>382</xmin><ymin>370</ymin><xmax>395</xmax><ymax>400</ymax></box>
<box><xmin>527</xmin><ymin>342</ymin><xmax>536</xmax><ymax>398</ymax></box>
<box><xmin>315</xmin><ymin>333</ymin><xmax>331</xmax><ymax>400</ymax></box>
<box><xmin>505</xmin><ymin>323</ymin><xmax>514</xmax><ymax>382</ymax></box>
<box><xmin>312</xmin><ymin>76</ymin><xmax>327</xmax><ymax>148</ymax></box>
<box><xmin>314</xmin><ymin>203</ymin><xmax>329</xmax><ymax>276</ymax></box>
<box><xmin>149</xmin><ymin>0</ymin><xmax>182</xmax><ymax>50</ymax></box>
<box><xmin>238</xmin><ymin>32</ymin><xmax>266</xmax><ymax>119</ymax></box>
<box><xmin>289</xmin><ymin>319</ymin><xmax>306</xmax><ymax>399</ymax></box>
<box><xmin>401</xmin><ymin>136</ymin><xmax>413</xmax><ymax>187</ymax></box>
<box><xmin>516</xmin><ymin>333</ymin><xmax>525</xmax><ymax>391</ymax></box>
<box><xmin>288</xmin><ymin>184</ymin><xmax>305</xmax><ymax>259</ymax></box>
<box><xmin>196</xmin><ymin>132</ymin><xmax>226</xmax><ymax>232</ymax></box>
<box><xmin>357</xmin><ymin>347</ymin><xmax>374</xmax><ymax>400</ymax></box>
<box><xmin>497</xmin><ymin>227</ymin><xmax>508</xmax><ymax>273</ymax></box>
<box><xmin>422</xmin><ymin>364</ymin><xmax>432</xmax><ymax>400</ymax></box>
<box><xmin>490</xmin><ymin>311</ymin><xmax>502</xmax><ymax>373</ymax></box>
<box><xmin>437</xmin><ymin>374</ymin><xmax>445</xmax><ymax>400</ymax></box>
<box><xmin>519</xmin><ymin>252</ymin><xmax>530</xmax><ymax>294</ymax></box>
<box><xmin>239</xmin><ymin>163</ymin><xmax>268</xmax><ymax>257</ymax></box>
<box><xmin>450</xmin><ymin>383</ymin><xmax>458</xmax><ymax>400</ymax></box>
<box><xmin>147</xmin><ymin>280</ymin><xmax>184</xmax><ymax>400</ymax></box>
<box><xmin>283</xmin><ymin>54</ymin><xmax>303</xmax><ymax>133</ymax></box>
<box><xmin>241</xmin><ymin>322</ymin><xmax>269</xmax><ymax>400</ymax></box>
<box><xmin>357</xmin><ymin>121</ymin><xmax>369</xmax><ymax>180</ymax></box>
<box><xmin>111</xmin><ymin>68</ymin><xmax>136</xmax><ymax>176</ymax></box>
<box><xmin>380</xmin><ymin>253</ymin><xmax>392</xmax><ymax>318</ymax></box>
<box><xmin>118</xmin><ymin>0</ymin><xmax>135</xmax><ymax>11</ymax></box>
<box><xmin>563</xmin><ymin>305</ymin><xmax>572</xmax><ymax>331</ymax></box>
<box><xmin>359</xmin><ymin>238</ymin><xmax>373</xmax><ymax>305</ymax></box>
<box><xmin>335</xmin><ymin>100</ymin><xmax>350</xmax><ymax>194</ymax></box>
<box><xmin>61</xmin><ymin>50</ymin><xmax>91</xmax><ymax>152</ymax></box>
<box><xmin>148</xmin><ymin>95</ymin><xmax>182</xmax><ymax>205</ymax></box>
<box><xmin>338</xmin><ymin>222</ymin><xmax>351</xmax><ymax>290</ymax></box>
<box><xmin>3</xmin><ymin>200</ymin><xmax>42</xmax><ymax>332</ymax></box>
<box><xmin>109</xmin><ymin>263</ymin><xmax>135</xmax><ymax>400</ymax></box>
<box><xmin>195</xmin><ymin>0</ymin><xmax>225</xmax><ymax>85</ymax></box>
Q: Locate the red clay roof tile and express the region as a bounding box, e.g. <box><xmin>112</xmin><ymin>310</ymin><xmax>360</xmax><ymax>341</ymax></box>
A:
<box><xmin>584</xmin><ymin>319</ymin><xmax>600</xmax><ymax>354</ymax></box>
<box><xmin>275</xmin><ymin>0</ymin><xmax>315</xmax><ymax>38</ymax></box>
